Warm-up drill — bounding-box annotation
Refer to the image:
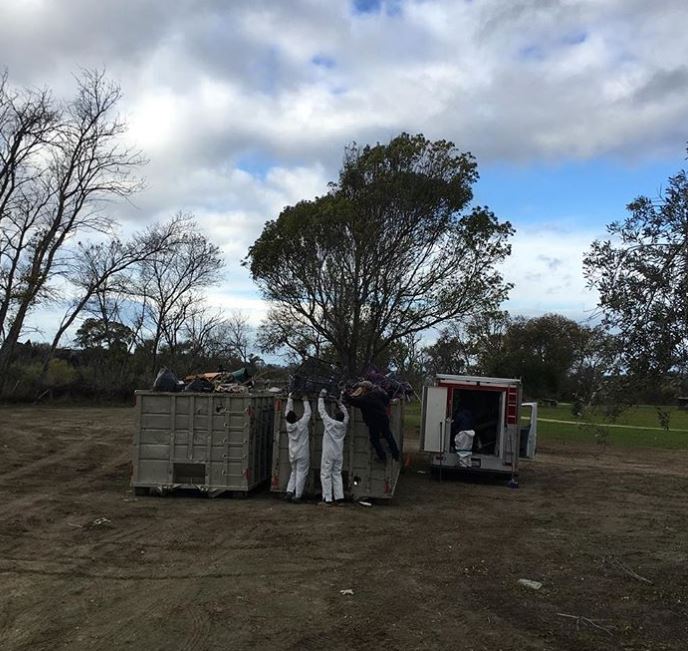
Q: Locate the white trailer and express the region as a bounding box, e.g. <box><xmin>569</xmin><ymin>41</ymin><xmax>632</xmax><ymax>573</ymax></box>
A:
<box><xmin>421</xmin><ymin>374</ymin><xmax>524</xmax><ymax>475</ymax></box>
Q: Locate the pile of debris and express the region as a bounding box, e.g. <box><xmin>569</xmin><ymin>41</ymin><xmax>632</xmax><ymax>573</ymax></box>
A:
<box><xmin>288</xmin><ymin>359</ymin><xmax>416</xmax><ymax>401</ymax></box>
<box><xmin>152</xmin><ymin>367</ymin><xmax>254</xmax><ymax>394</ymax></box>
<box><xmin>288</xmin><ymin>358</ymin><xmax>343</xmax><ymax>397</ymax></box>
<box><xmin>361</xmin><ymin>365</ymin><xmax>416</xmax><ymax>401</ymax></box>
<box><xmin>151</xmin><ymin>359</ymin><xmax>416</xmax><ymax>400</ymax></box>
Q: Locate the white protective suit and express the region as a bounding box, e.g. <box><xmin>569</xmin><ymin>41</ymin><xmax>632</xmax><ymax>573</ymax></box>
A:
<box><xmin>454</xmin><ymin>429</ymin><xmax>475</xmax><ymax>468</ymax></box>
<box><xmin>318</xmin><ymin>393</ymin><xmax>349</xmax><ymax>503</ymax></box>
<box><xmin>285</xmin><ymin>396</ymin><xmax>311</xmax><ymax>499</ymax></box>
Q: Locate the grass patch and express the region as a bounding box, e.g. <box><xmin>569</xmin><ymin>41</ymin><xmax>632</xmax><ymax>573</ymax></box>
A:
<box><xmin>407</xmin><ymin>396</ymin><xmax>688</xmax><ymax>450</ymax></box>
<box><xmin>535</xmin><ymin>419</ymin><xmax>688</xmax><ymax>449</ymax></box>
<box><xmin>530</xmin><ymin>403</ymin><xmax>688</xmax><ymax>450</ymax></box>
<box><xmin>538</xmin><ymin>403</ymin><xmax>688</xmax><ymax>429</ymax></box>
<box><xmin>404</xmin><ymin>400</ymin><xmax>421</xmax><ymax>432</ymax></box>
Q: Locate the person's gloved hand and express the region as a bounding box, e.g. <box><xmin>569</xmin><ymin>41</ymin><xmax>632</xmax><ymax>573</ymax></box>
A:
<box><xmin>319</xmin><ymin>388</ymin><xmax>327</xmax><ymax>397</ymax></box>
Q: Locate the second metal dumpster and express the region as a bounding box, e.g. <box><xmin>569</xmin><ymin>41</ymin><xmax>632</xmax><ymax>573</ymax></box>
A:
<box><xmin>270</xmin><ymin>396</ymin><xmax>405</xmax><ymax>500</ymax></box>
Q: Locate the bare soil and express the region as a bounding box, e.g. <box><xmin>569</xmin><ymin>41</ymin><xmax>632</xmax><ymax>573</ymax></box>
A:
<box><xmin>0</xmin><ymin>405</ymin><xmax>687</xmax><ymax>650</ymax></box>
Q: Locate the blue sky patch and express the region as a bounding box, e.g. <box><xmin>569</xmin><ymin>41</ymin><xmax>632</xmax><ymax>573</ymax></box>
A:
<box><xmin>236</xmin><ymin>151</ymin><xmax>275</xmax><ymax>181</ymax></box>
<box><xmin>473</xmin><ymin>157</ymin><xmax>686</xmax><ymax>231</ymax></box>
<box><xmin>562</xmin><ymin>30</ymin><xmax>588</xmax><ymax>46</ymax></box>
<box><xmin>312</xmin><ymin>54</ymin><xmax>336</xmax><ymax>68</ymax></box>
<box><xmin>519</xmin><ymin>44</ymin><xmax>545</xmax><ymax>61</ymax></box>
<box><xmin>352</xmin><ymin>0</ymin><xmax>402</xmax><ymax>17</ymax></box>
<box><xmin>353</xmin><ymin>0</ymin><xmax>382</xmax><ymax>13</ymax></box>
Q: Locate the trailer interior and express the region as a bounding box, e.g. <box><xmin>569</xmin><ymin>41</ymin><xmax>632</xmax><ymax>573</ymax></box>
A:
<box><xmin>450</xmin><ymin>388</ymin><xmax>502</xmax><ymax>456</ymax></box>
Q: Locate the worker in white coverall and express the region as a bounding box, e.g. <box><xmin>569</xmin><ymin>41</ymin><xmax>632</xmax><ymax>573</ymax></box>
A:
<box><xmin>285</xmin><ymin>393</ymin><xmax>311</xmax><ymax>503</ymax></box>
<box><xmin>318</xmin><ymin>388</ymin><xmax>349</xmax><ymax>505</ymax></box>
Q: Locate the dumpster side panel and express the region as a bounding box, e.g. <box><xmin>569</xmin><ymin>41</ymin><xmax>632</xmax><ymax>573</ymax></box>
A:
<box><xmin>132</xmin><ymin>391</ymin><xmax>275</xmax><ymax>494</ymax></box>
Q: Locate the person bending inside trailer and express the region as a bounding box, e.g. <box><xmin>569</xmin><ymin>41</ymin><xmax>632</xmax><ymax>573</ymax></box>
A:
<box><xmin>451</xmin><ymin>406</ymin><xmax>476</xmax><ymax>465</ymax></box>
<box><xmin>284</xmin><ymin>393</ymin><xmax>311</xmax><ymax>503</ymax></box>
<box><xmin>344</xmin><ymin>381</ymin><xmax>400</xmax><ymax>463</ymax></box>
<box><xmin>318</xmin><ymin>389</ymin><xmax>349</xmax><ymax>506</ymax></box>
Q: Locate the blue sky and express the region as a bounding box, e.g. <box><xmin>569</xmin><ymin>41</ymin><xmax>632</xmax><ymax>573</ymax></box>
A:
<box><xmin>1</xmin><ymin>0</ymin><xmax>688</xmax><ymax>341</ymax></box>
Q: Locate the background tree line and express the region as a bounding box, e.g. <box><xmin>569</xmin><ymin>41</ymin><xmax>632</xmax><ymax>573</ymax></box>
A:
<box><xmin>2</xmin><ymin>69</ymin><xmax>687</xmax><ymax>408</ymax></box>
<box><xmin>0</xmin><ymin>71</ymin><xmax>257</xmax><ymax>400</ymax></box>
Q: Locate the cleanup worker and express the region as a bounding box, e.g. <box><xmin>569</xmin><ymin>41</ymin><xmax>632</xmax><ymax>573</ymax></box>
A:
<box><xmin>452</xmin><ymin>406</ymin><xmax>475</xmax><ymax>465</ymax></box>
<box><xmin>344</xmin><ymin>380</ymin><xmax>400</xmax><ymax>463</ymax></box>
<box><xmin>284</xmin><ymin>392</ymin><xmax>311</xmax><ymax>503</ymax></box>
<box><xmin>318</xmin><ymin>388</ymin><xmax>349</xmax><ymax>506</ymax></box>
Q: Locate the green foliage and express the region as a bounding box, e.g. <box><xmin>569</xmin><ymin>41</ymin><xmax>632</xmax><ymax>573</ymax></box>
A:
<box><xmin>247</xmin><ymin>133</ymin><xmax>513</xmax><ymax>374</ymax></box>
<box><xmin>487</xmin><ymin>314</ymin><xmax>600</xmax><ymax>400</ymax></box>
<box><xmin>584</xmin><ymin>166</ymin><xmax>688</xmax><ymax>385</ymax></box>
<box><xmin>422</xmin><ymin>312</ymin><xmax>610</xmax><ymax>401</ymax></box>
<box><xmin>422</xmin><ymin>311</ymin><xmax>509</xmax><ymax>377</ymax></box>
<box><xmin>43</xmin><ymin>359</ymin><xmax>80</xmax><ymax>387</ymax></box>
<box><xmin>75</xmin><ymin>318</ymin><xmax>133</xmax><ymax>351</ymax></box>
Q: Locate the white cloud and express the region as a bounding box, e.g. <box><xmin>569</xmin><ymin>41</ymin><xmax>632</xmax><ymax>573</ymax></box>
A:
<box><xmin>4</xmin><ymin>0</ymin><xmax>686</xmax><ymax>343</ymax></box>
<box><xmin>502</xmin><ymin>225</ymin><xmax>601</xmax><ymax>322</ymax></box>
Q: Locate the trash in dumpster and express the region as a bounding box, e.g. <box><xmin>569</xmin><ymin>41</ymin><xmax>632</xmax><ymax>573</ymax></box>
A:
<box><xmin>183</xmin><ymin>377</ymin><xmax>214</xmax><ymax>393</ymax></box>
<box><xmin>288</xmin><ymin>358</ymin><xmax>343</xmax><ymax>397</ymax></box>
<box><xmin>153</xmin><ymin>368</ymin><xmax>182</xmax><ymax>392</ymax></box>
<box><xmin>361</xmin><ymin>364</ymin><xmax>415</xmax><ymax>401</ymax></box>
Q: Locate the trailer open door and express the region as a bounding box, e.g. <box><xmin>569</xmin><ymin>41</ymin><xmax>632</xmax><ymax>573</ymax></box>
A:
<box><xmin>421</xmin><ymin>386</ymin><xmax>448</xmax><ymax>453</ymax></box>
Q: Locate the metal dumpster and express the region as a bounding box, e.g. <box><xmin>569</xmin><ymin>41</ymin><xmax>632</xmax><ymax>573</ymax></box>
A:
<box><xmin>270</xmin><ymin>397</ymin><xmax>405</xmax><ymax>500</ymax></box>
<box><xmin>132</xmin><ymin>391</ymin><xmax>274</xmax><ymax>496</ymax></box>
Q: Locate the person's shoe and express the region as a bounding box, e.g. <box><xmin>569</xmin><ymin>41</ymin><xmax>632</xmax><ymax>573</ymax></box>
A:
<box><xmin>334</xmin><ymin>499</ymin><xmax>345</xmax><ymax>507</ymax></box>
<box><xmin>290</xmin><ymin>497</ymin><xmax>302</xmax><ymax>504</ymax></box>
<box><xmin>318</xmin><ymin>500</ymin><xmax>332</xmax><ymax>506</ymax></box>
<box><xmin>283</xmin><ymin>491</ymin><xmax>295</xmax><ymax>501</ymax></box>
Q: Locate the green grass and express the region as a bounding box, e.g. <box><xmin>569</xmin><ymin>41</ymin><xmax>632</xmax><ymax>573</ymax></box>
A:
<box><xmin>537</xmin><ymin>403</ymin><xmax>688</xmax><ymax>429</ymax></box>
<box><xmin>405</xmin><ymin>398</ymin><xmax>688</xmax><ymax>450</ymax></box>
<box><xmin>404</xmin><ymin>401</ymin><xmax>421</xmax><ymax>432</ymax></box>
<box><xmin>531</xmin><ymin>403</ymin><xmax>688</xmax><ymax>450</ymax></box>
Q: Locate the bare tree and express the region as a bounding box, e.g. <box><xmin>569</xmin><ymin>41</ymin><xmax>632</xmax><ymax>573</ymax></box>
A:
<box><xmin>223</xmin><ymin>310</ymin><xmax>252</xmax><ymax>365</ymax></box>
<box><xmin>132</xmin><ymin>213</ymin><xmax>224</xmax><ymax>368</ymax></box>
<box><xmin>39</xmin><ymin>218</ymin><xmax>179</xmax><ymax>375</ymax></box>
<box><xmin>0</xmin><ymin>69</ymin><xmax>144</xmax><ymax>385</ymax></box>
<box><xmin>257</xmin><ymin>305</ymin><xmax>331</xmax><ymax>364</ymax></box>
<box><xmin>182</xmin><ymin>307</ymin><xmax>227</xmax><ymax>360</ymax></box>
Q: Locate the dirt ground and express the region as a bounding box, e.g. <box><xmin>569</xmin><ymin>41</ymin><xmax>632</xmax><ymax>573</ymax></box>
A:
<box><xmin>0</xmin><ymin>406</ymin><xmax>687</xmax><ymax>650</ymax></box>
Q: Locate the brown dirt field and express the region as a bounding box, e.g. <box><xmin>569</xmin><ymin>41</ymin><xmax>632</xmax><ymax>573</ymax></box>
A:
<box><xmin>0</xmin><ymin>405</ymin><xmax>687</xmax><ymax>650</ymax></box>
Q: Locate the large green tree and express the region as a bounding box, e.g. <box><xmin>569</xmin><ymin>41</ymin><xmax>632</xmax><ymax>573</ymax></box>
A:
<box><xmin>488</xmin><ymin>313</ymin><xmax>596</xmax><ymax>400</ymax></box>
<box><xmin>247</xmin><ymin>133</ymin><xmax>514</xmax><ymax>375</ymax></box>
<box><xmin>584</xmin><ymin>165</ymin><xmax>688</xmax><ymax>385</ymax></box>
<box><xmin>423</xmin><ymin>312</ymin><xmax>607</xmax><ymax>400</ymax></box>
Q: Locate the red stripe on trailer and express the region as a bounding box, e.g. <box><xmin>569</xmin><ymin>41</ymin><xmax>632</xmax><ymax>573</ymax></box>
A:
<box><xmin>438</xmin><ymin>382</ymin><xmax>510</xmax><ymax>392</ymax></box>
<box><xmin>505</xmin><ymin>387</ymin><xmax>518</xmax><ymax>424</ymax></box>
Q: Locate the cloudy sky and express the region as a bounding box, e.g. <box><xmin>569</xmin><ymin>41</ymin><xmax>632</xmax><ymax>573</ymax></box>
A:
<box><xmin>2</xmin><ymin>0</ymin><xmax>688</xmax><ymax>337</ymax></box>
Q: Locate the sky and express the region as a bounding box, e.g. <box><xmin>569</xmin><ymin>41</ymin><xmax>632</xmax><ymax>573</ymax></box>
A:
<box><xmin>2</xmin><ymin>0</ymin><xmax>688</xmax><ymax>341</ymax></box>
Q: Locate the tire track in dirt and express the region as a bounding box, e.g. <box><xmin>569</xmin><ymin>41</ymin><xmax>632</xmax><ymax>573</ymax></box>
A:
<box><xmin>0</xmin><ymin>560</ymin><xmax>343</xmax><ymax>581</ymax></box>
<box><xmin>0</xmin><ymin>446</ymin><xmax>129</xmax><ymax>521</ymax></box>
